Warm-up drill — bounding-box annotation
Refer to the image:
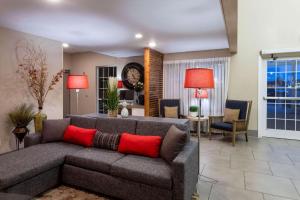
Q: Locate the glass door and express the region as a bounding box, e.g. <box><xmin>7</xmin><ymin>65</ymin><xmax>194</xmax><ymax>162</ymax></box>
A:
<box><xmin>259</xmin><ymin>58</ymin><xmax>300</xmax><ymax>139</ymax></box>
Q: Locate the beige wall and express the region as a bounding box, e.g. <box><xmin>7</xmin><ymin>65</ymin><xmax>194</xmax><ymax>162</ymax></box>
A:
<box><xmin>63</xmin><ymin>53</ymin><xmax>72</xmax><ymax>116</ymax></box>
<box><xmin>228</xmin><ymin>0</ymin><xmax>300</xmax><ymax>130</ymax></box>
<box><xmin>0</xmin><ymin>27</ymin><xmax>63</xmax><ymax>153</ymax></box>
<box><xmin>66</xmin><ymin>52</ymin><xmax>143</xmax><ymax>115</ymax></box>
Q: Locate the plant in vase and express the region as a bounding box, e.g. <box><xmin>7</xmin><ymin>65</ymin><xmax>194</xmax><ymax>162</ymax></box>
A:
<box><xmin>134</xmin><ymin>81</ymin><xmax>144</xmax><ymax>104</ymax></box>
<box><xmin>6</xmin><ymin>103</ymin><xmax>34</xmax><ymax>150</ymax></box>
<box><xmin>189</xmin><ymin>106</ymin><xmax>199</xmax><ymax>117</ymax></box>
<box><xmin>105</xmin><ymin>77</ymin><xmax>119</xmax><ymax>117</ymax></box>
<box><xmin>15</xmin><ymin>40</ymin><xmax>63</xmax><ymax>133</ymax></box>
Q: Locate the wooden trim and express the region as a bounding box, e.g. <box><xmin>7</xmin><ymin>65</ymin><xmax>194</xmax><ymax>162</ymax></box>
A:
<box><xmin>220</xmin><ymin>0</ymin><xmax>238</xmax><ymax>54</ymax></box>
<box><xmin>144</xmin><ymin>48</ymin><xmax>164</xmax><ymax>117</ymax></box>
<box><xmin>144</xmin><ymin>48</ymin><xmax>150</xmax><ymax>116</ymax></box>
<box><xmin>164</xmin><ymin>48</ymin><xmax>231</xmax><ymax>61</ymax></box>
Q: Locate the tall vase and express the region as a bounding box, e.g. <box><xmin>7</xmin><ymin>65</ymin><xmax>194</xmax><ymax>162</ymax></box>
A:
<box><xmin>34</xmin><ymin>107</ymin><xmax>47</xmax><ymax>133</ymax></box>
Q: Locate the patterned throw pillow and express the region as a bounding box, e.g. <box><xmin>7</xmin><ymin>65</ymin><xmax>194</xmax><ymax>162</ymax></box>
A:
<box><xmin>93</xmin><ymin>130</ymin><xmax>120</xmax><ymax>151</ymax></box>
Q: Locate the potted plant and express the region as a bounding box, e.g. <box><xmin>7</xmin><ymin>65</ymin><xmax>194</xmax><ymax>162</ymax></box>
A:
<box><xmin>189</xmin><ymin>106</ymin><xmax>199</xmax><ymax>117</ymax></box>
<box><xmin>7</xmin><ymin>104</ymin><xmax>35</xmax><ymax>149</ymax></box>
<box><xmin>105</xmin><ymin>77</ymin><xmax>119</xmax><ymax>117</ymax></box>
<box><xmin>15</xmin><ymin>40</ymin><xmax>63</xmax><ymax>133</ymax></box>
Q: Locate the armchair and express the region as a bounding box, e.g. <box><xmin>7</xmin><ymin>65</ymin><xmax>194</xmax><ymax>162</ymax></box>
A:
<box><xmin>208</xmin><ymin>100</ymin><xmax>252</xmax><ymax>146</ymax></box>
<box><xmin>159</xmin><ymin>99</ymin><xmax>181</xmax><ymax>118</ymax></box>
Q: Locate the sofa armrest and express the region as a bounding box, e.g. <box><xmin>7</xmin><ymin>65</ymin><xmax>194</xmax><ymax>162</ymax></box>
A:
<box><xmin>172</xmin><ymin>140</ymin><xmax>199</xmax><ymax>200</ymax></box>
<box><xmin>24</xmin><ymin>133</ymin><xmax>41</xmax><ymax>148</ymax></box>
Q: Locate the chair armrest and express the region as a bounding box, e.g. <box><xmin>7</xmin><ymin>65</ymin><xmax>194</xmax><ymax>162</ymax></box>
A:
<box><xmin>208</xmin><ymin>115</ymin><xmax>224</xmax><ymax>126</ymax></box>
<box><xmin>172</xmin><ymin>140</ymin><xmax>198</xmax><ymax>200</ymax></box>
<box><xmin>232</xmin><ymin>120</ymin><xmax>247</xmax><ymax>131</ymax></box>
<box><xmin>24</xmin><ymin>133</ymin><xmax>41</xmax><ymax>148</ymax></box>
<box><xmin>208</xmin><ymin>115</ymin><xmax>224</xmax><ymax>119</ymax></box>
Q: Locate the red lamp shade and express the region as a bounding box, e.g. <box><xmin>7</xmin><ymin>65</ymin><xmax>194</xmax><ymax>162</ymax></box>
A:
<box><xmin>117</xmin><ymin>80</ymin><xmax>123</xmax><ymax>89</ymax></box>
<box><xmin>194</xmin><ymin>89</ymin><xmax>208</xmax><ymax>98</ymax></box>
<box><xmin>184</xmin><ymin>68</ymin><xmax>214</xmax><ymax>89</ymax></box>
<box><xmin>67</xmin><ymin>74</ymin><xmax>89</xmax><ymax>89</ymax></box>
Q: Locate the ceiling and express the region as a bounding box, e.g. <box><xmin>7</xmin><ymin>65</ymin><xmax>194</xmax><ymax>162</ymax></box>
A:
<box><xmin>0</xmin><ymin>0</ymin><xmax>229</xmax><ymax>57</ymax></box>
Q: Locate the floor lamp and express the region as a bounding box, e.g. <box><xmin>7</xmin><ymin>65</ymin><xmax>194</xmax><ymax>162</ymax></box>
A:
<box><xmin>67</xmin><ymin>73</ymin><xmax>89</xmax><ymax>114</ymax></box>
<box><xmin>184</xmin><ymin>68</ymin><xmax>215</xmax><ymax>196</ymax></box>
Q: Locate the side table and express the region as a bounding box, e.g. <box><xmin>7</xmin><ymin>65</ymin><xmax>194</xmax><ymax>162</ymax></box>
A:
<box><xmin>186</xmin><ymin>116</ymin><xmax>209</xmax><ymax>136</ymax></box>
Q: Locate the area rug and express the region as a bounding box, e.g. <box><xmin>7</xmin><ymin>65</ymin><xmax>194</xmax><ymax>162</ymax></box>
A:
<box><xmin>36</xmin><ymin>185</ymin><xmax>111</xmax><ymax>200</ymax></box>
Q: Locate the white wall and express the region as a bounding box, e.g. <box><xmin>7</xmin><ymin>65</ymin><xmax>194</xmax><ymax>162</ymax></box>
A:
<box><xmin>228</xmin><ymin>0</ymin><xmax>300</xmax><ymax>130</ymax></box>
<box><xmin>0</xmin><ymin>27</ymin><xmax>63</xmax><ymax>153</ymax></box>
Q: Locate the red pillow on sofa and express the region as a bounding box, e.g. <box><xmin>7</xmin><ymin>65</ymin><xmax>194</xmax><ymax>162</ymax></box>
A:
<box><xmin>118</xmin><ymin>133</ymin><xmax>162</xmax><ymax>158</ymax></box>
<box><xmin>63</xmin><ymin>125</ymin><xmax>96</xmax><ymax>147</ymax></box>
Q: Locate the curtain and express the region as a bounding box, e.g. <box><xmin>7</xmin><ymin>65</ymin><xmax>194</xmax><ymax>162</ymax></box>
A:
<box><xmin>163</xmin><ymin>57</ymin><xmax>230</xmax><ymax>116</ymax></box>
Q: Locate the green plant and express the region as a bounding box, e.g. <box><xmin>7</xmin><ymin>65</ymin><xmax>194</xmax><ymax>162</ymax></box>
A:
<box><xmin>105</xmin><ymin>77</ymin><xmax>119</xmax><ymax>111</ymax></box>
<box><xmin>7</xmin><ymin>103</ymin><xmax>35</xmax><ymax>127</ymax></box>
<box><xmin>189</xmin><ymin>106</ymin><xmax>198</xmax><ymax>112</ymax></box>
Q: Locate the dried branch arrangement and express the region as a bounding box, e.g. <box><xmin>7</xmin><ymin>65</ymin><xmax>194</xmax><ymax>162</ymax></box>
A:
<box><xmin>15</xmin><ymin>40</ymin><xmax>63</xmax><ymax>109</ymax></box>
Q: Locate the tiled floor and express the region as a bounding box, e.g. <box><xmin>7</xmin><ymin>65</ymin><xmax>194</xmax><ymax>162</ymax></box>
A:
<box><xmin>197</xmin><ymin>134</ymin><xmax>300</xmax><ymax>200</ymax></box>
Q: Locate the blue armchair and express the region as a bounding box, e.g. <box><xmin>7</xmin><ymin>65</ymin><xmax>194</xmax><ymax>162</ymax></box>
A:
<box><xmin>159</xmin><ymin>99</ymin><xmax>181</xmax><ymax>118</ymax></box>
<box><xmin>208</xmin><ymin>100</ymin><xmax>252</xmax><ymax>146</ymax></box>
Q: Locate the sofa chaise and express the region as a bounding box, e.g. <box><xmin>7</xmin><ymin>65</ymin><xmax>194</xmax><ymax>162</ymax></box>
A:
<box><xmin>0</xmin><ymin>115</ymin><xmax>198</xmax><ymax>200</ymax></box>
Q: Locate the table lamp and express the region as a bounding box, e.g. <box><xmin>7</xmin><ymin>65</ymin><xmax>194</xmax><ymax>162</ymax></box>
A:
<box><xmin>117</xmin><ymin>80</ymin><xmax>123</xmax><ymax>89</ymax></box>
<box><xmin>194</xmin><ymin>89</ymin><xmax>208</xmax><ymax>117</ymax></box>
<box><xmin>67</xmin><ymin>73</ymin><xmax>89</xmax><ymax>113</ymax></box>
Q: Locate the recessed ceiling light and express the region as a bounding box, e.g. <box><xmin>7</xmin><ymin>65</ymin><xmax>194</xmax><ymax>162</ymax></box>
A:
<box><xmin>62</xmin><ymin>43</ymin><xmax>69</xmax><ymax>48</ymax></box>
<box><xmin>47</xmin><ymin>0</ymin><xmax>61</xmax><ymax>3</ymax></box>
<box><xmin>149</xmin><ymin>41</ymin><xmax>156</xmax><ymax>48</ymax></box>
<box><xmin>135</xmin><ymin>33</ymin><xmax>143</xmax><ymax>39</ymax></box>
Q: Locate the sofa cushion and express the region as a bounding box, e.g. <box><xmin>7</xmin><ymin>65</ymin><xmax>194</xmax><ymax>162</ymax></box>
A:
<box><xmin>135</xmin><ymin>120</ymin><xmax>188</xmax><ymax>138</ymax></box>
<box><xmin>69</xmin><ymin>115</ymin><xmax>97</xmax><ymax>129</ymax></box>
<box><xmin>111</xmin><ymin>155</ymin><xmax>172</xmax><ymax>190</ymax></box>
<box><xmin>65</xmin><ymin>148</ymin><xmax>124</xmax><ymax>174</ymax></box>
<box><xmin>42</xmin><ymin>118</ymin><xmax>70</xmax><ymax>143</ymax></box>
<box><xmin>211</xmin><ymin>122</ymin><xmax>233</xmax><ymax>131</ymax></box>
<box><xmin>118</xmin><ymin>133</ymin><xmax>162</xmax><ymax>158</ymax></box>
<box><xmin>160</xmin><ymin>125</ymin><xmax>187</xmax><ymax>164</ymax></box>
<box><xmin>63</xmin><ymin>125</ymin><xmax>96</xmax><ymax>147</ymax></box>
<box><xmin>95</xmin><ymin>117</ymin><xmax>137</xmax><ymax>134</ymax></box>
<box><xmin>93</xmin><ymin>131</ymin><xmax>120</xmax><ymax>151</ymax></box>
<box><xmin>0</xmin><ymin>142</ymin><xmax>83</xmax><ymax>190</ymax></box>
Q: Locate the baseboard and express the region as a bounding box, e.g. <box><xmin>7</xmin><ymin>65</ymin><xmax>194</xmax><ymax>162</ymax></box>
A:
<box><xmin>248</xmin><ymin>130</ymin><xmax>258</xmax><ymax>137</ymax></box>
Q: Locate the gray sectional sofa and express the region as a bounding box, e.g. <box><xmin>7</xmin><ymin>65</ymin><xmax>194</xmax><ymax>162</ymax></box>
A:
<box><xmin>0</xmin><ymin>115</ymin><xmax>198</xmax><ymax>200</ymax></box>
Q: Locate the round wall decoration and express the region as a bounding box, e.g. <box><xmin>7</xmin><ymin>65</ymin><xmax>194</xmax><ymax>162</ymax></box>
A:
<box><xmin>121</xmin><ymin>62</ymin><xmax>144</xmax><ymax>89</ymax></box>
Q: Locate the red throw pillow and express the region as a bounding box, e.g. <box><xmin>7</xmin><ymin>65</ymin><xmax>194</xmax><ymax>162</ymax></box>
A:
<box><xmin>118</xmin><ymin>133</ymin><xmax>162</xmax><ymax>158</ymax></box>
<box><xmin>63</xmin><ymin>125</ymin><xmax>96</xmax><ymax>147</ymax></box>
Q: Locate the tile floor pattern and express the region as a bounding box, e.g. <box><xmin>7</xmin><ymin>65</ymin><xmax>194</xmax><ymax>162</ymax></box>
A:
<box><xmin>197</xmin><ymin>134</ymin><xmax>300</xmax><ymax>200</ymax></box>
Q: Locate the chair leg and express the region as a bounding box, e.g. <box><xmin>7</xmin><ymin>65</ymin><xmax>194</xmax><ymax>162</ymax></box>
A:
<box><xmin>209</xmin><ymin>128</ymin><xmax>212</xmax><ymax>140</ymax></box>
<box><xmin>232</xmin><ymin>132</ymin><xmax>236</xmax><ymax>146</ymax></box>
<box><xmin>245</xmin><ymin>132</ymin><xmax>248</xmax><ymax>142</ymax></box>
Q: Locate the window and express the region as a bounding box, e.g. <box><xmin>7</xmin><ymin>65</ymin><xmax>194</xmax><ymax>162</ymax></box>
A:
<box><xmin>96</xmin><ymin>66</ymin><xmax>117</xmax><ymax>114</ymax></box>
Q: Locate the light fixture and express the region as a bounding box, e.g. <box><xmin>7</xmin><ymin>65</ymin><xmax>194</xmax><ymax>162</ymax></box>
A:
<box><xmin>47</xmin><ymin>0</ymin><xmax>61</xmax><ymax>3</ymax></box>
<box><xmin>149</xmin><ymin>41</ymin><xmax>156</xmax><ymax>48</ymax></box>
<box><xmin>62</xmin><ymin>43</ymin><xmax>69</xmax><ymax>48</ymax></box>
<box><xmin>135</xmin><ymin>33</ymin><xmax>143</xmax><ymax>39</ymax></box>
<box><xmin>67</xmin><ymin>73</ymin><xmax>89</xmax><ymax>113</ymax></box>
